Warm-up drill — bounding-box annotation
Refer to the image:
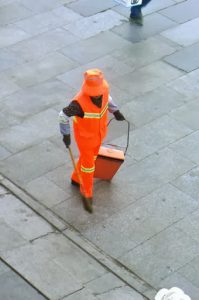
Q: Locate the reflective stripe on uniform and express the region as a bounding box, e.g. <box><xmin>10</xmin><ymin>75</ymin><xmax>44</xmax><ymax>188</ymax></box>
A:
<box><xmin>84</xmin><ymin>113</ymin><xmax>100</xmax><ymax>119</ymax></box>
<box><xmin>81</xmin><ymin>165</ymin><xmax>95</xmax><ymax>173</ymax></box>
<box><xmin>100</xmin><ymin>102</ymin><xmax>108</xmax><ymax>117</ymax></box>
<box><xmin>84</xmin><ymin>103</ymin><xmax>108</xmax><ymax>119</ymax></box>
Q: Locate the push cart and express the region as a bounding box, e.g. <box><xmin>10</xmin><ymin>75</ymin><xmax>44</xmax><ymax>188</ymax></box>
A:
<box><xmin>94</xmin><ymin>119</ymin><xmax>130</xmax><ymax>180</ymax></box>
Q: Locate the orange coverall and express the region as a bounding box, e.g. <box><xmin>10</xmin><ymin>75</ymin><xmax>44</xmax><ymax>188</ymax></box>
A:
<box><xmin>59</xmin><ymin>69</ymin><xmax>124</xmax><ymax>202</ymax></box>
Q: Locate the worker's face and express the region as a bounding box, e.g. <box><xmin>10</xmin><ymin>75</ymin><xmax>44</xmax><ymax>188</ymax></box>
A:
<box><xmin>90</xmin><ymin>95</ymin><xmax>103</xmax><ymax>108</ymax></box>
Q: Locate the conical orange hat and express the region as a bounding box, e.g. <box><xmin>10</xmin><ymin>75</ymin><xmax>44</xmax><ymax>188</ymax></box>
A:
<box><xmin>82</xmin><ymin>69</ymin><xmax>108</xmax><ymax>96</ymax></box>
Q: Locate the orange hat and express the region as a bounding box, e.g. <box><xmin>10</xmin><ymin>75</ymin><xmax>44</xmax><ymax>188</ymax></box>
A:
<box><xmin>82</xmin><ymin>69</ymin><xmax>108</xmax><ymax>96</ymax></box>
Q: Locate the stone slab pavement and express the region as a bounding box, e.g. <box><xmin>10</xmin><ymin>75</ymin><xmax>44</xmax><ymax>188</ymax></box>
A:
<box><xmin>0</xmin><ymin>0</ymin><xmax>199</xmax><ymax>299</ymax></box>
<box><xmin>0</xmin><ymin>183</ymin><xmax>150</xmax><ymax>300</ymax></box>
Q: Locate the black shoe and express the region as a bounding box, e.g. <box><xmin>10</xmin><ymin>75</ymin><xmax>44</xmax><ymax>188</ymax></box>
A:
<box><xmin>71</xmin><ymin>180</ymin><xmax>80</xmax><ymax>187</ymax></box>
<box><xmin>129</xmin><ymin>14</ymin><xmax>143</xmax><ymax>26</ymax></box>
<box><xmin>82</xmin><ymin>197</ymin><xmax>93</xmax><ymax>214</ymax></box>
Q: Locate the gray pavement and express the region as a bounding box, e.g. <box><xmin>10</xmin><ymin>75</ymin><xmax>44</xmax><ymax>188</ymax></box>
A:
<box><xmin>0</xmin><ymin>0</ymin><xmax>199</xmax><ymax>299</ymax></box>
<box><xmin>0</xmin><ymin>183</ymin><xmax>148</xmax><ymax>300</ymax></box>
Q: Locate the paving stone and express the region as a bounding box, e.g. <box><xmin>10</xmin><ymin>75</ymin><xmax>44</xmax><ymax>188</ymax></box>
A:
<box><xmin>4</xmin><ymin>232</ymin><xmax>60</xmax><ymax>261</ymax></box>
<box><xmin>1</xmin><ymin>79</ymin><xmax>73</xmax><ymax>121</ymax></box>
<box><xmin>111</xmin><ymin>4</ymin><xmax>131</xmax><ymax>19</ymax></box>
<box><xmin>0</xmin><ymin>271</ymin><xmax>46</xmax><ymax>300</ymax></box>
<box><xmin>167</xmin><ymin>68</ymin><xmax>199</xmax><ymax>100</ymax></box>
<box><xmin>111</xmin><ymin>147</ymin><xmax>195</xmax><ymax>201</ymax></box>
<box><xmin>108</xmin><ymin>82</ymin><xmax>133</xmax><ymax>106</ymax></box>
<box><xmin>172</xmin><ymin>166</ymin><xmax>199</xmax><ymax>201</ymax></box>
<box><xmin>0</xmin><ymin>48</ymin><xmax>25</xmax><ymax>72</ymax></box>
<box><xmin>118</xmin><ymin>115</ymin><xmax>192</xmax><ymax>161</ymax></box>
<box><xmin>16</xmin><ymin>6</ymin><xmax>82</xmax><ymax>35</ymax></box>
<box><xmin>5</xmin><ymin>52</ymin><xmax>78</xmax><ymax>88</ymax></box>
<box><xmin>0</xmin><ymin>0</ymin><xmax>16</xmax><ymax>6</ymax></box>
<box><xmin>0</xmin><ymin>141</ymin><xmax>66</xmax><ymax>185</ymax></box>
<box><xmin>120</xmin><ymin>86</ymin><xmax>187</xmax><ymax>127</ymax></box>
<box><xmin>0</xmin><ymin>110</ymin><xmax>20</xmax><ymax>130</ymax></box>
<box><xmin>164</xmin><ymin>42</ymin><xmax>199</xmax><ymax>72</ymax></box>
<box><xmin>0</xmin><ymin>2</ymin><xmax>33</xmax><ymax>26</ymax></box>
<box><xmin>178</xmin><ymin>255</ymin><xmax>199</xmax><ymax>288</ymax></box>
<box><xmin>120</xmin><ymin>227</ymin><xmax>199</xmax><ymax>286</ymax></box>
<box><xmin>52</xmin><ymin>190</ymin><xmax>123</xmax><ymax>233</ymax></box>
<box><xmin>62</xmin><ymin>288</ymin><xmax>97</xmax><ymax>299</ymax></box>
<box><xmin>112</xmin><ymin>13</ymin><xmax>176</xmax><ymax>43</ymax></box>
<box><xmin>6</xmin><ymin>258</ymin><xmax>81</xmax><ymax>299</ymax></box>
<box><xmin>161</xmin><ymin>16</ymin><xmax>199</xmax><ymax>46</ymax></box>
<box><xmin>97</xmin><ymin>285</ymin><xmax>145</xmax><ymax>300</ymax></box>
<box><xmin>58</xmin><ymin>54</ymin><xmax>132</xmax><ymax>88</ymax></box>
<box><xmin>61</xmin><ymin>0</ymin><xmax>77</xmax><ymax>4</ymax></box>
<box><xmin>0</xmin><ymin>146</ymin><xmax>11</xmax><ymax>160</ymax></box>
<box><xmin>2</xmin><ymin>233</ymin><xmax>106</xmax><ymax>299</ymax></box>
<box><xmin>112</xmin><ymin>61</ymin><xmax>183</xmax><ymax>100</ymax></box>
<box><xmin>60</xmin><ymin>31</ymin><xmax>132</xmax><ymax>65</ymax></box>
<box><xmin>0</xmin><ymin>261</ymin><xmax>9</xmax><ymax>276</ymax></box>
<box><xmin>53</xmin><ymin>246</ymin><xmax>106</xmax><ymax>284</ymax></box>
<box><xmin>19</xmin><ymin>0</ymin><xmax>62</xmax><ymax>13</ymax></box>
<box><xmin>25</xmin><ymin>176</ymin><xmax>69</xmax><ymax>208</ymax></box>
<box><xmin>174</xmin><ymin>209</ymin><xmax>199</xmax><ymax>244</ymax></box>
<box><xmin>0</xmin><ymin>109</ymin><xmax>59</xmax><ymax>152</ymax></box>
<box><xmin>64</xmin><ymin>10</ymin><xmax>125</xmax><ymax>39</ymax></box>
<box><xmin>143</xmin><ymin>0</ymin><xmax>175</xmax><ymax>14</ymax></box>
<box><xmin>169</xmin><ymin>131</ymin><xmax>199</xmax><ymax>164</ymax></box>
<box><xmin>0</xmin><ymin>185</ymin><xmax>8</xmax><ymax>195</ymax></box>
<box><xmin>143</xmin><ymin>289</ymin><xmax>157</xmax><ymax>300</ymax></box>
<box><xmin>170</xmin><ymin>99</ymin><xmax>199</xmax><ymax>130</ymax></box>
<box><xmin>84</xmin><ymin>184</ymin><xmax>198</xmax><ymax>257</ymax></box>
<box><xmin>86</xmin><ymin>273</ymin><xmax>125</xmax><ymax>295</ymax></box>
<box><xmin>160</xmin><ymin>0</ymin><xmax>199</xmax><ymax>24</ymax></box>
<box><xmin>53</xmin><ymin>178</ymin><xmax>134</xmax><ymax>232</ymax></box>
<box><xmin>0</xmin><ymin>74</ymin><xmax>20</xmax><ymax>99</ymax></box>
<box><xmin>67</xmin><ymin>0</ymin><xmax>117</xmax><ymax>17</ymax></box>
<box><xmin>0</xmin><ymin>25</ymin><xmax>29</xmax><ymax>48</ymax></box>
<box><xmin>0</xmin><ymin>220</ymin><xmax>26</xmax><ymax>252</ymax></box>
<box><xmin>160</xmin><ymin>271</ymin><xmax>199</xmax><ymax>300</ymax></box>
<box><xmin>46</xmin><ymin>164</ymin><xmax>75</xmax><ymax>191</ymax></box>
<box><xmin>112</xmin><ymin>36</ymin><xmax>176</xmax><ymax>69</ymax></box>
<box><xmin>88</xmin><ymin>54</ymin><xmax>133</xmax><ymax>82</ymax></box>
<box><xmin>0</xmin><ymin>193</ymin><xmax>53</xmax><ymax>240</ymax></box>
<box><xmin>10</xmin><ymin>28</ymin><xmax>79</xmax><ymax>63</ymax></box>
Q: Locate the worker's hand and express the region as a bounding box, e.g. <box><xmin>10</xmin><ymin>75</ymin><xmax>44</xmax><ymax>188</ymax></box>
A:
<box><xmin>63</xmin><ymin>134</ymin><xmax>71</xmax><ymax>148</ymax></box>
<box><xmin>113</xmin><ymin>110</ymin><xmax>125</xmax><ymax>121</ymax></box>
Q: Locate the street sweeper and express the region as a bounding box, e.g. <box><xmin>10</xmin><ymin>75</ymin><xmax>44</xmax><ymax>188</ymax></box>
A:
<box><xmin>59</xmin><ymin>69</ymin><xmax>125</xmax><ymax>213</ymax></box>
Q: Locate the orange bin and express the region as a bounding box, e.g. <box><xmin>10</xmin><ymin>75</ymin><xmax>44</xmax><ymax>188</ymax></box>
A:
<box><xmin>94</xmin><ymin>146</ymin><xmax>125</xmax><ymax>180</ymax></box>
<box><xmin>94</xmin><ymin>119</ymin><xmax>130</xmax><ymax>180</ymax></box>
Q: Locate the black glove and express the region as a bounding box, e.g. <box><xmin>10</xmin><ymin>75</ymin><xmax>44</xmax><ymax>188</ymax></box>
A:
<box><xmin>63</xmin><ymin>134</ymin><xmax>71</xmax><ymax>148</ymax></box>
<box><xmin>113</xmin><ymin>110</ymin><xmax>125</xmax><ymax>121</ymax></box>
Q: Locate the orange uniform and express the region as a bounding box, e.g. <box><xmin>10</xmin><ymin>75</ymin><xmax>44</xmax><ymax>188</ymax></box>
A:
<box><xmin>59</xmin><ymin>69</ymin><xmax>125</xmax><ymax>212</ymax></box>
<box><xmin>71</xmin><ymin>70</ymin><xmax>109</xmax><ymax>198</ymax></box>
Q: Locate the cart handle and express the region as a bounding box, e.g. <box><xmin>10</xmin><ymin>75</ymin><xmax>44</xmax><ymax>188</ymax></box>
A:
<box><xmin>107</xmin><ymin>118</ymin><xmax>130</xmax><ymax>155</ymax></box>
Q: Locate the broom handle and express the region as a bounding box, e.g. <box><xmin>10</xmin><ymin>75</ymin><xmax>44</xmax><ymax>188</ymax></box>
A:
<box><xmin>68</xmin><ymin>146</ymin><xmax>83</xmax><ymax>188</ymax></box>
